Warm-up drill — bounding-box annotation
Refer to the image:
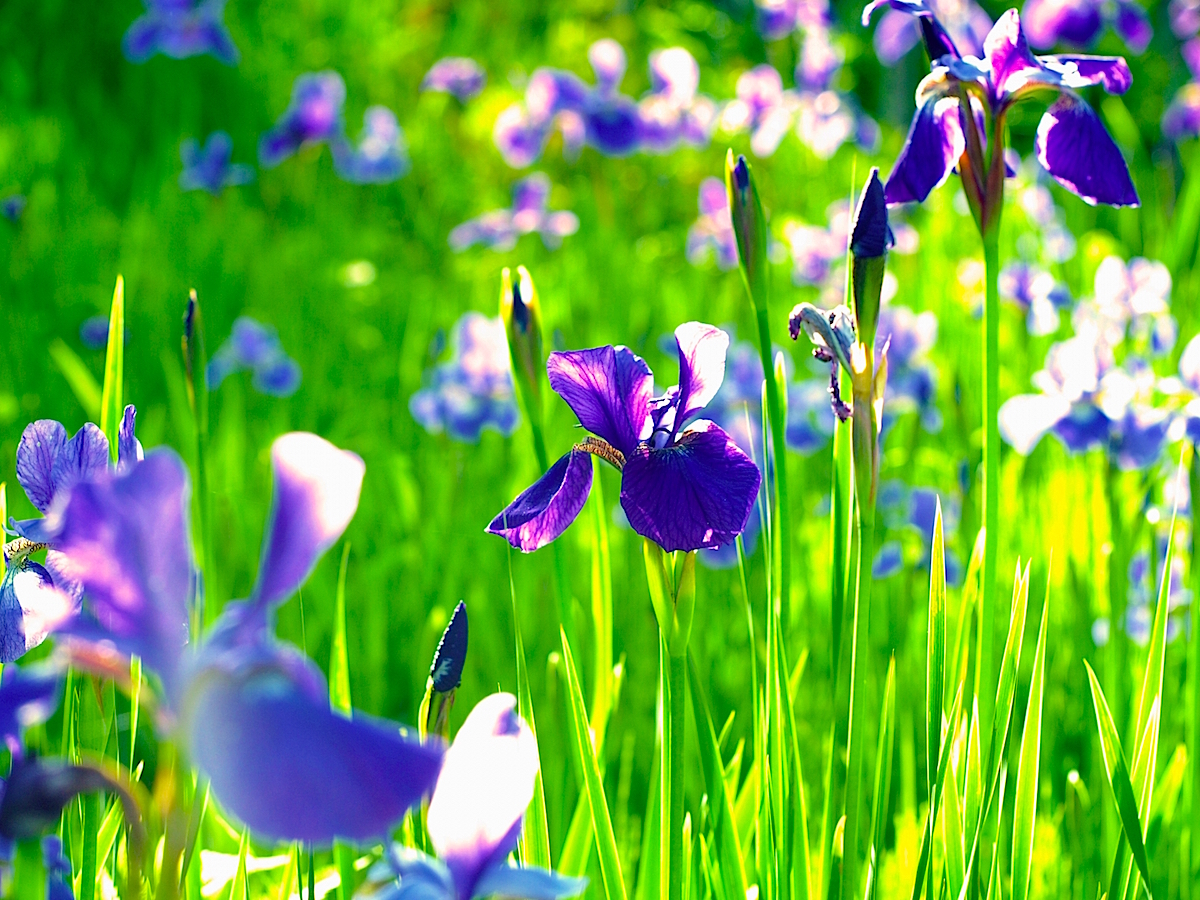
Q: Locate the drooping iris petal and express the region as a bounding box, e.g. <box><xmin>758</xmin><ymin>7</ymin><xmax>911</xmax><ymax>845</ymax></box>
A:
<box><xmin>474</xmin><ymin>865</ymin><xmax>589</xmax><ymax>900</ymax></box>
<box><xmin>184</xmin><ymin>645</ymin><xmax>443</xmax><ymax>845</ymax></box>
<box><xmin>49</xmin><ymin>451</ymin><xmax>192</xmax><ymax>691</ymax></box>
<box><xmin>588</xmin><ymin>39</ymin><xmax>627</xmax><ymax>93</ymax></box>
<box><xmin>249</xmin><ymin>434</ymin><xmax>364</xmax><ymax>614</ymax></box>
<box><xmin>485</xmin><ymin>449</ymin><xmax>593</xmax><ymax>552</ymax></box>
<box><xmin>547</xmin><ymin>346</ymin><xmax>653</xmax><ymax>456</ymax></box>
<box><xmin>426</xmin><ymin>693</ymin><xmax>539</xmax><ymax>900</ymax></box>
<box><xmin>16</xmin><ymin>421</ymin><xmax>68</xmax><ymax>513</ymax></box>
<box><xmin>1036</xmin><ymin>93</ymin><xmax>1138</xmax><ymax>207</ymax></box>
<box><xmin>118</xmin><ymin>405</ymin><xmax>143</xmax><ymax>472</ymax></box>
<box><xmin>0</xmin><ymin>562</ymin><xmax>74</xmax><ymax>664</ymax></box>
<box><xmin>0</xmin><ymin>664</ymin><xmax>61</xmax><ymax>743</ymax></box>
<box><xmin>0</xmin><ymin>758</ymin><xmax>111</xmax><ymax>840</ymax></box>
<box><xmin>1040</xmin><ymin>55</ymin><xmax>1132</xmax><ymax>93</ymax></box>
<box><xmin>883</xmin><ymin>96</ymin><xmax>965</xmax><ymax>206</ymax></box>
<box><xmin>620</xmin><ymin>421</ymin><xmax>762</xmax><ymax>553</ymax></box>
<box><xmin>672</xmin><ymin>323</ymin><xmax>728</xmax><ymax>427</ymax></box>
<box><xmin>998</xmin><ymin>393</ymin><xmax>1070</xmax><ymax>454</ymax></box>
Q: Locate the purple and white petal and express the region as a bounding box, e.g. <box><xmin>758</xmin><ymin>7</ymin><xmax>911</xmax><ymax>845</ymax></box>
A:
<box><xmin>0</xmin><ymin>562</ymin><xmax>72</xmax><ymax>664</ymax></box>
<box><xmin>984</xmin><ymin>9</ymin><xmax>1048</xmax><ymax>102</ymax></box>
<box><xmin>998</xmin><ymin>393</ymin><xmax>1071</xmax><ymax>455</ymax></box>
<box><xmin>547</xmin><ymin>346</ymin><xmax>654</xmax><ymax>456</ymax></box>
<box><xmin>421</xmin><ymin>57</ymin><xmax>487</xmax><ymax>102</ymax></box>
<box><xmin>48</xmin><ymin>424</ymin><xmax>110</xmax><ymax>502</ymax></box>
<box><xmin>1179</xmin><ymin>333</ymin><xmax>1200</xmax><ymax>393</ymax></box>
<box><xmin>884</xmin><ymin>96</ymin><xmax>965</xmax><ymax>206</ymax></box>
<box><xmin>426</xmin><ymin>693</ymin><xmax>539</xmax><ymax>898</ymax></box>
<box><xmin>672</xmin><ymin>323</ymin><xmax>729</xmax><ymax>427</ymax></box>
<box><xmin>251</xmin><ymin>433</ymin><xmax>365</xmax><ymax>613</ymax></box>
<box><xmin>620</xmin><ymin>421</ymin><xmax>762</xmax><ymax>553</ymax></box>
<box><xmin>16</xmin><ymin>421</ymin><xmax>67</xmax><ymax>513</ymax></box>
<box><xmin>1021</xmin><ymin>0</ymin><xmax>1103</xmax><ymax>49</ymax></box>
<box><xmin>588</xmin><ymin>39</ymin><xmax>627</xmax><ymax>93</ymax></box>
<box><xmin>1036</xmin><ymin>93</ymin><xmax>1138</xmax><ymax>207</ymax></box>
<box><xmin>485</xmin><ymin>450</ymin><xmax>593</xmax><ymax>552</ymax></box>
<box><xmin>649</xmin><ymin>48</ymin><xmax>699</xmax><ymax>103</ymax></box>
<box><xmin>475</xmin><ymin>865</ymin><xmax>588</xmax><ymax>900</ymax></box>
<box><xmin>1039</xmin><ymin>55</ymin><xmax>1132</xmax><ymax>94</ymax></box>
<box><xmin>117</xmin><ymin>405</ymin><xmax>143</xmax><ymax>472</ymax></box>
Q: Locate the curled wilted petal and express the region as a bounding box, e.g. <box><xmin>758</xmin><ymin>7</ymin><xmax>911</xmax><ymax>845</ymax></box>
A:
<box><xmin>430</xmin><ymin>601</ymin><xmax>468</xmax><ymax>693</ymax></box>
<box><xmin>0</xmin><ymin>757</ymin><xmax>113</xmax><ymax>841</ymax></box>
<box><xmin>486</xmin><ymin>449</ymin><xmax>594</xmax><ymax>552</ymax></box>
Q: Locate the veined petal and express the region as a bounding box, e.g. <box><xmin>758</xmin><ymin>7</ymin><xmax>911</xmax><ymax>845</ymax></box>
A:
<box><xmin>186</xmin><ymin>644</ymin><xmax>443</xmax><ymax>845</ymax></box>
<box><xmin>997</xmin><ymin>393</ymin><xmax>1070</xmax><ymax>455</ymax></box>
<box><xmin>620</xmin><ymin>420</ymin><xmax>762</xmax><ymax>553</ymax></box>
<box><xmin>426</xmin><ymin>693</ymin><xmax>539</xmax><ymax>899</ymax></box>
<box><xmin>250</xmin><ymin>433</ymin><xmax>365</xmax><ymax>614</ymax></box>
<box><xmin>1039</xmin><ymin>55</ymin><xmax>1133</xmax><ymax>94</ymax></box>
<box><xmin>547</xmin><ymin>346</ymin><xmax>653</xmax><ymax>455</ymax></box>
<box><xmin>16</xmin><ymin>421</ymin><xmax>68</xmax><ymax>513</ymax></box>
<box><xmin>984</xmin><ymin>8</ymin><xmax>1046</xmax><ymax>103</ymax></box>
<box><xmin>48</xmin><ymin>424</ymin><xmax>110</xmax><ymax>506</ymax></box>
<box><xmin>673</xmin><ymin>322</ymin><xmax>729</xmax><ymax>427</ymax></box>
<box><xmin>884</xmin><ymin>96</ymin><xmax>965</xmax><ymax>206</ymax></box>
<box><xmin>1036</xmin><ymin>93</ymin><xmax>1138</xmax><ymax>207</ymax></box>
<box><xmin>474</xmin><ymin>865</ymin><xmax>588</xmax><ymax>900</ymax></box>
<box><xmin>486</xmin><ymin>450</ymin><xmax>593</xmax><ymax>553</ymax></box>
<box><xmin>117</xmin><ymin>405</ymin><xmax>144</xmax><ymax>472</ymax></box>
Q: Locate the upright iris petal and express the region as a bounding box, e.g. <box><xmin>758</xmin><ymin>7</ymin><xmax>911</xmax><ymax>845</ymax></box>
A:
<box><xmin>547</xmin><ymin>347</ymin><xmax>653</xmax><ymax>456</ymax></box>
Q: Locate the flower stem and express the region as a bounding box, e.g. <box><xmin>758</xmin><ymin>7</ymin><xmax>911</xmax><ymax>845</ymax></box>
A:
<box><xmin>978</xmin><ymin>225</ymin><xmax>1001</xmax><ymax>740</ymax></box>
<box><xmin>755</xmin><ymin>305</ymin><xmax>791</xmax><ymax>625</ymax></box>
<box><xmin>1189</xmin><ymin>445</ymin><xmax>1200</xmax><ymax>891</ymax></box>
<box><xmin>668</xmin><ymin>648</ymin><xmax>687</xmax><ymax>900</ymax></box>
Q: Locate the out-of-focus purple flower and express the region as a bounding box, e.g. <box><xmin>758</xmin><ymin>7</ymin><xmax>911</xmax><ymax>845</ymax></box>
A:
<box><xmin>1</xmin><ymin>195</ymin><xmax>25</xmax><ymax>222</ymax></box>
<box><xmin>1078</xmin><ymin>256</ymin><xmax>1174</xmax><ymax>355</ymax></box>
<box><xmin>867</xmin><ymin>0</ymin><xmax>992</xmax><ymax>64</ymax></box>
<box><xmin>45</xmin><ymin>435</ymin><xmax>444</xmax><ymax>844</ymax></box>
<box><xmin>207</xmin><ymin>316</ymin><xmax>301</xmax><ymax>397</ymax></box>
<box><xmin>878</xmin><ymin>304</ymin><xmax>942</xmax><ymax>433</ymax></box>
<box><xmin>783</xmin><ymin>202</ymin><xmax>849</xmax><ymax>287</ymax></box>
<box><xmin>1022</xmin><ymin>0</ymin><xmax>1151</xmax><ymax>52</ymax></box>
<box><xmin>720</xmin><ymin>65</ymin><xmax>798</xmax><ymax>157</ymax></box>
<box><xmin>259</xmin><ymin>72</ymin><xmax>346</xmax><ymax>168</ymax></box>
<box><xmin>999</xmin><ymin>262</ymin><xmax>1072</xmax><ymax>335</ymax></box>
<box><xmin>79</xmin><ymin>316</ymin><xmax>110</xmax><ymax>349</ymax></box>
<box><xmin>122</xmin><ymin>0</ymin><xmax>238</xmax><ymax>65</ymax></box>
<box><xmin>422</xmin><ymin>58</ymin><xmax>487</xmax><ymax>102</ymax></box>
<box><xmin>179</xmin><ymin>132</ymin><xmax>254</xmax><ymax>194</ymax></box>
<box><xmin>410</xmin><ymin>313</ymin><xmax>520</xmax><ymax>443</ymax></box>
<box><xmin>1164</xmin><ymin>83</ymin><xmax>1200</xmax><ymax>140</ymax></box>
<box><xmin>364</xmin><ymin>694</ymin><xmax>587</xmax><ymax>900</ymax></box>
<box><xmin>874</xmin><ymin>482</ymin><xmax>963</xmax><ymax>583</ymax></box>
<box><xmin>1095</xmin><ymin>549</ymin><xmax>1191</xmax><ymax>646</ymax></box>
<box><xmin>686</xmin><ymin>178</ymin><xmax>737</xmax><ymax>270</ymax></box>
<box><xmin>638</xmin><ymin>48</ymin><xmax>719</xmax><ymax>153</ymax></box>
<box><xmin>487</xmin><ymin>323</ymin><xmax>761</xmax><ymax>554</ymax></box>
<box><xmin>449</xmin><ymin>174</ymin><xmax>578</xmax><ymax>253</ymax></box>
<box><xmin>332</xmin><ymin>107</ymin><xmax>410</xmax><ymax>184</ymax></box>
<box><xmin>756</xmin><ymin>0</ymin><xmax>831</xmax><ymax>40</ymax></box>
<box><xmin>42</xmin><ymin>835</ymin><xmax>72</xmax><ymax>900</ymax></box>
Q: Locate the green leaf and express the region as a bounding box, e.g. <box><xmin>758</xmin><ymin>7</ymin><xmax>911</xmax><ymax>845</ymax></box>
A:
<box><xmin>942</xmin><ymin>728</ymin><xmax>966</xmax><ymax>900</ymax></box>
<box><xmin>1084</xmin><ymin>660</ymin><xmax>1155</xmax><ymax>898</ymax></box>
<box><xmin>227</xmin><ymin>830</ymin><xmax>249</xmax><ymax>900</ymax></box>
<box><xmin>927</xmin><ymin>500</ymin><xmax>947</xmax><ymax>809</ymax></box>
<box><xmin>907</xmin><ymin>681</ymin><xmax>965</xmax><ymax>900</ymax></box>
<box><xmin>865</xmin><ymin>658</ymin><xmax>896</xmax><ymax>900</ymax></box>
<box><xmin>1012</xmin><ymin>573</ymin><xmax>1051</xmax><ymax>900</ymax></box>
<box><xmin>560</xmin><ymin>626</ymin><xmax>627</xmax><ymax>900</ymax></box>
<box><xmin>99</xmin><ymin>275</ymin><xmax>125</xmax><ymax>459</ymax></box>
<box><xmin>276</xmin><ymin>846</ymin><xmax>299</xmax><ymax>900</ymax></box>
<box><xmin>48</xmin><ymin>339</ymin><xmax>102</xmax><ymax>420</ymax></box>
<box><xmin>510</xmin><ymin>563</ymin><xmax>551</xmax><ymax>870</ymax></box>
<box><xmin>329</xmin><ymin>543</ymin><xmax>352</xmax><ymax>716</ymax></box>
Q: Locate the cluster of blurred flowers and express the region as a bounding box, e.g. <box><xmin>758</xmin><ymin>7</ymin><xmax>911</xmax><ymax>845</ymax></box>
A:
<box><xmin>1165</xmin><ymin>0</ymin><xmax>1200</xmax><ymax>139</ymax></box>
<box><xmin>874</xmin><ymin>481</ymin><xmax>963</xmax><ymax>584</ymax></box>
<box><xmin>207</xmin><ymin>316</ymin><xmax>302</xmax><ymax>397</ymax></box>
<box><xmin>449</xmin><ymin>174</ymin><xmax>579</xmax><ymax>252</ymax></box>
<box><xmin>1094</xmin><ymin>547</ymin><xmax>1192</xmax><ymax>648</ymax></box>
<box><xmin>409</xmin><ymin>313</ymin><xmax>520</xmax><ymax>443</ymax></box>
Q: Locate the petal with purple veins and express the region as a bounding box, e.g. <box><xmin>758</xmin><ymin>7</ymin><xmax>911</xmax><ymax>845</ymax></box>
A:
<box><xmin>485</xmin><ymin>449</ymin><xmax>593</xmax><ymax>552</ymax></box>
<box><xmin>547</xmin><ymin>346</ymin><xmax>653</xmax><ymax>455</ymax></box>
<box><xmin>884</xmin><ymin>96</ymin><xmax>965</xmax><ymax>206</ymax></box>
<box><xmin>673</xmin><ymin>323</ymin><xmax>729</xmax><ymax>428</ymax></box>
<box><xmin>16</xmin><ymin>421</ymin><xmax>67</xmax><ymax>513</ymax></box>
<box><xmin>620</xmin><ymin>421</ymin><xmax>762</xmax><ymax>553</ymax></box>
<box><xmin>983</xmin><ymin>9</ymin><xmax>1046</xmax><ymax>103</ymax></box>
<box><xmin>49</xmin><ymin>424</ymin><xmax>110</xmax><ymax>500</ymax></box>
<box><xmin>1036</xmin><ymin>93</ymin><xmax>1139</xmax><ymax>207</ymax></box>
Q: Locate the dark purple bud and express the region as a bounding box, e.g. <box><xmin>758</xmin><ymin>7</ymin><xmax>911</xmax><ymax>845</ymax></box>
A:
<box><xmin>430</xmin><ymin>601</ymin><xmax>468</xmax><ymax>693</ymax></box>
<box><xmin>0</xmin><ymin>757</ymin><xmax>112</xmax><ymax>840</ymax></box>
<box><xmin>732</xmin><ymin>155</ymin><xmax>750</xmax><ymax>192</ymax></box>
<box><xmin>850</xmin><ymin>168</ymin><xmax>893</xmax><ymax>259</ymax></box>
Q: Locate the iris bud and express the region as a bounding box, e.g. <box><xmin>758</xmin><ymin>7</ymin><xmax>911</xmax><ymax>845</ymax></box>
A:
<box><xmin>724</xmin><ymin>151</ymin><xmax>770</xmax><ymax>312</ymax></box>
<box><xmin>500</xmin><ymin>266</ymin><xmax>545</xmax><ymax>414</ymax></box>
<box><xmin>422</xmin><ymin>601</ymin><xmax>469</xmax><ymax>739</ymax></box>
<box><xmin>849</xmin><ymin>168</ymin><xmax>890</xmax><ymax>355</ymax></box>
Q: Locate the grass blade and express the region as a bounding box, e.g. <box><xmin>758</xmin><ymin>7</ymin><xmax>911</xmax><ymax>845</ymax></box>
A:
<box><xmin>591</xmin><ymin>460</ymin><xmax>614</xmax><ymax>748</ymax></box>
<box><xmin>865</xmin><ymin>657</ymin><xmax>896</xmax><ymax>900</ymax></box>
<box><xmin>49</xmin><ymin>338</ymin><xmax>102</xmax><ymax>420</ymax></box>
<box><xmin>1011</xmin><ymin>569</ymin><xmax>1051</xmax><ymax>900</ymax></box>
<box><xmin>99</xmin><ymin>274</ymin><xmax>125</xmax><ymax>456</ymax></box>
<box><xmin>329</xmin><ymin>543</ymin><xmax>352</xmax><ymax>716</ymax></box>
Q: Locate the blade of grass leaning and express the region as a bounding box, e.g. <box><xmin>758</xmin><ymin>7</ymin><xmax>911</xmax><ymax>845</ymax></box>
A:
<box><xmin>48</xmin><ymin>338</ymin><xmax>102</xmax><ymax>420</ymax></box>
<box><xmin>688</xmin><ymin>652</ymin><xmax>749</xmax><ymax>900</ymax></box>
<box><xmin>942</xmin><ymin>726</ymin><xmax>966</xmax><ymax>900</ymax></box>
<box><xmin>865</xmin><ymin>657</ymin><xmax>896</xmax><ymax>900</ymax></box>
<box><xmin>560</xmin><ymin>626</ymin><xmax>627</xmax><ymax>900</ymax></box>
<box><xmin>99</xmin><ymin>275</ymin><xmax>125</xmax><ymax>456</ymax></box>
<box><xmin>635</xmin><ymin>689</ymin><xmax>663</xmax><ymax>900</ymax></box>
<box><xmin>1011</xmin><ymin>568</ymin><xmax>1051</xmax><ymax>900</ymax></box>
<box><xmin>328</xmin><ymin>543</ymin><xmax>357</xmax><ymax>900</ymax></box>
<box><xmin>907</xmin><ymin>680</ymin><xmax>965</xmax><ymax>900</ymax></box>
<box><xmin>227</xmin><ymin>830</ymin><xmax>249</xmax><ymax>900</ymax></box>
<box><xmin>924</xmin><ymin>502</ymin><xmax>947</xmax><ymax>900</ymax></box>
<box><xmin>591</xmin><ymin>461</ymin><xmax>615</xmax><ymax>748</ymax></box>
<box><xmin>1084</xmin><ymin>660</ymin><xmax>1155</xmax><ymax>897</ymax></box>
<box><xmin>276</xmin><ymin>846</ymin><xmax>299</xmax><ymax>900</ymax></box>
<box><xmin>1111</xmin><ymin>703</ymin><xmax>1161</xmax><ymax>900</ymax></box>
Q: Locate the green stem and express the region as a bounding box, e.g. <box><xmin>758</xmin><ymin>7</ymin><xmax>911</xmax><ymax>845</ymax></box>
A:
<box><xmin>529</xmin><ymin>418</ymin><xmax>575</xmax><ymax>646</ymax></box>
<box><xmin>755</xmin><ymin>306</ymin><xmax>792</xmax><ymax>625</ymax></box>
<box><xmin>978</xmin><ymin>225</ymin><xmax>1001</xmax><ymax>741</ymax></box>
<box><xmin>667</xmin><ymin>650</ymin><xmax>687</xmax><ymax>900</ymax></box>
<box><xmin>841</xmin><ymin>499</ymin><xmax>875</xmax><ymax>900</ymax></box>
<box><xmin>1190</xmin><ymin>445</ymin><xmax>1200</xmax><ymax>898</ymax></box>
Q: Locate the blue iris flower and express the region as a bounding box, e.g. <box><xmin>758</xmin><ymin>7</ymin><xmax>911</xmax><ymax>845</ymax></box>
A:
<box><xmin>449</xmin><ymin>174</ymin><xmax>579</xmax><ymax>253</ymax></box>
<box><xmin>422</xmin><ymin>58</ymin><xmax>487</xmax><ymax>103</ymax></box>
<box><xmin>122</xmin><ymin>0</ymin><xmax>238</xmax><ymax>65</ymax></box>
<box><xmin>180</xmin><ymin>132</ymin><xmax>254</xmax><ymax>195</ymax></box>
<box><xmin>207</xmin><ymin>316</ymin><xmax>301</xmax><ymax>397</ymax></box>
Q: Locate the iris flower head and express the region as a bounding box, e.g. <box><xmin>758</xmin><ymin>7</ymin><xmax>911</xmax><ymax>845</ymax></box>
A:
<box><xmin>123</xmin><ymin>0</ymin><xmax>238</xmax><ymax>65</ymax></box>
<box><xmin>449</xmin><ymin>174</ymin><xmax>579</xmax><ymax>253</ymax></box>
<box><xmin>487</xmin><ymin>322</ymin><xmax>762</xmax><ymax>554</ymax></box>
<box><xmin>422</xmin><ymin>58</ymin><xmax>487</xmax><ymax>102</ymax></box>
<box><xmin>179</xmin><ymin>132</ymin><xmax>254</xmax><ymax>195</ymax></box>
<box><xmin>207</xmin><ymin>316</ymin><xmax>301</xmax><ymax>397</ymax></box>
<box><xmin>332</xmin><ymin>107</ymin><xmax>410</xmax><ymax>185</ymax></box>
<box><xmin>1021</xmin><ymin>0</ymin><xmax>1151</xmax><ymax>53</ymax></box>
<box><xmin>259</xmin><ymin>72</ymin><xmax>347</xmax><ymax>168</ymax></box>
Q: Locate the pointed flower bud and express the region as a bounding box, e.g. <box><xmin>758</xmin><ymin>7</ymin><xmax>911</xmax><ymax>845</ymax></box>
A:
<box><xmin>724</xmin><ymin>150</ymin><xmax>770</xmax><ymax>311</ymax></box>
<box><xmin>430</xmin><ymin>600</ymin><xmax>468</xmax><ymax>694</ymax></box>
<box><xmin>500</xmin><ymin>265</ymin><xmax>545</xmax><ymax>417</ymax></box>
<box><xmin>849</xmin><ymin>168</ymin><xmax>890</xmax><ymax>355</ymax></box>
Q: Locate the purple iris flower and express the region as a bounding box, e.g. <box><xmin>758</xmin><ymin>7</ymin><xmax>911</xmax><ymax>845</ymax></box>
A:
<box><xmin>122</xmin><ymin>0</ymin><xmax>238</xmax><ymax>65</ymax></box>
<box><xmin>637</xmin><ymin>48</ymin><xmax>719</xmax><ymax>154</ymax></box>
<box><xmin>869</xmin><ymin>0</ymin><xmax>992</xmax><ymax>64</ymax></box>
<box><xmin>487</xmin><ymin>323</ymin><xmax>761</xmax><ymax>553</ymax></box>
<box><xmin>365</xmin><ymin>694</ymin><xmax>586</xmax><ymax>899</ymax></box>
<box><xmin>874</xmin><ymin>483</ymin><xmax>963</xmax><ymax>583</ymax></box>
<box><xmin>756</xmin><ymin>0</ymin><xmax>831</xmax><ymax>40</ymax></box>
<box><xmin>449</xmin><ymin>174</ymin><xmax>579</xmax><ymax>252</ymax></box>
<box><xmin>259</xmin><ymin>72</ymin><xmax>346</xmax><ymax>168</ymax></box>
<box><xmin>422</xmin><ymin>58</ymin><xmax>487</xmax><ymax>102</ymax></box>
<box><xmin>866</xmin><ymin>6</ymin><xmax>1138</xmax><ymax>211</ymax></box>
<box><xmin>79</xmin><ymin>316</ymin><xmax>111</xmax><ymax>349</ymax></box>
<box><xmin>1164</xmin><ymin>83</ymin><xmax>1200</xmax><ymax>141</ymax></box>
<box><xmin>207</xmin><ymin>316</ymin><xmax>301</xmax><ymax>397</ymax></box>
<box><xmin>410</xmin><ymin>313</ymin><xmax>520</xmax><ymax>443</ymax></box>
<box><xmin>999</xmin><ymin>261</ymin><xmax>1072</xmax><ymax>335</ymax></box>
<box><xmin>783</xmin><ymin>204</ymin><xmax>849</xmax><ymax>287</ymax></box>
<box><xmin>332</xmin><ymin>107</ymin><xmax>410</xmax><ymax>184</ymax></box>
<box><xmin>493</xmin><ymin>71</ymin><xmax>587</xmax><ymax>168</ymax></box>
<box><xmin>1079</xmin><ymin>255</ymin><xmax>1175</xmax><ymax>355</ymax></box>
<box><xmin>179</xmin><ymin>132</ymin><xmax>254</xmax><ymax>195</ymax></box>
<box><xmin>686</xmin><ymin>178</ymin><xmax>738</xmax><ymax>270</ymax></box>
<box><xmin>43</xmin><ymin>433</ymin><xmax>444</xmax><ymax>844</ymax></box>
<box><xmin>720</xmin><ymin>66</ymin><xmax>798</xmax><ymax>157</ymax></box>
<box><xmin>1</xmin><ymin>195</ymin><xmax>24</xmax><ymax>222</ymax></box>
<box><xmin>1022</xmin><ymin>0</ymin><xmax>1151</xmax><ymax>52</ymax></box>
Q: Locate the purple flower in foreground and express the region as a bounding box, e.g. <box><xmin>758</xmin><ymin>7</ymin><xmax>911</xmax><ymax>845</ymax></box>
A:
<box><xmin>123</xmin><ymin>0</ymin><xmax>238</xmax><ymax>65</ymax></box>
<box><xmin>1022</xmin><ymin>0</ymin><xmax>1151</xmax><ymax>52</ymax></box>
<box><xmin>422</xmin><ymin>58</ymin><xmax>487</xmax><ymax>102</ymax></box>
<box><xmin>332</xmin><ymin>107</ymin><xmax>409</xmax><ymax>184</ymax></box>
<box><xmin>686</xmin><ymin>178</ymin><xmax>737</xmax><ymax>270</ymax></box>
<box><xmin>488</xmin><ymin>323</ymin><xmax>761</xmax><ymax>553</ymax></box>
<box><xmin>865</xmin><ymin>6</ymin><xmax>1138</xmax><ymax>216</ymax></box>
<box><xmin>410</xmin><ymin>313</ymin><xmax>520</xmax><ymax>443</ymax></box>
<box><xmin>1</xmin><ymin>196</ymin><xmax>25</xmax><ymax>222</ymax></box>
<box><xmin>259</xmin><ymin>72</ymin><xmax>346</xmax><ymax>168</ymax></box>
<box><xmin>207</xmin><ymin>316</ymin><xmax>301</xmax><ymax>397</ymax></box>
<box><xmin>449</xmin><ymin>174</ymin><xmax>578</xmax><ymax>252</ymax></box>
<box><xmin>179</xmin><ymin>132</ymin><xmax>254</xmax><ymax>194</ymax></box>
<box><xmin>365</xmin><ymin>694</ymin><xmax>586</xmax><ymax>900</ymax></box>
<box><xmin>44</xmin><ymin>434</ymin><xmax>444</xmax><ymax>843</ymax></box>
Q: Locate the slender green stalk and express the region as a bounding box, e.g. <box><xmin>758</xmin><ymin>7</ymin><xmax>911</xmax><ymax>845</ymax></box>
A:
<box><xmin>1189</xmin><ymin>446</ymin><xmax>1200</xmax><ymax>898</ymax></box>
<box><xmin>755</xmin><ymin>307</ymin><xmax>792</xmax><ymax>624</ymax></box>
<box><xmin>668</xmin><ymin>650</ymin><xmax>686</xmax><ymax>900</ymax></box>
<box><xmin>978</xmin><ymin>226</ymin><xmax>1001</xmax><ymax>742</ymax></box>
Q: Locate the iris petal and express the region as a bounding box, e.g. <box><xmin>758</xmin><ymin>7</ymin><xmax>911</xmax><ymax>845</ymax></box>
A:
<box><xmin>984</xmin><ymin>8</ymin><xmax>1046</xmax><ymax>102</ymax></box>
<box><xmin>0</xmin><ymin>562</ymin><xmax>73</xmax><ymax>664</ymax></box>
<box><xmin>186</xmin><ymin>644</ymin><xmax>443</xmax><ymax>845</ymax></box>
<box><xmin>1036</xmin><ymin>93</ymin><xmax>1139</xmax><ymax>207</ymax></box>
<box><xmin>0</xmin><ymin>664</ymin><xmax>62</xmax><ymax>743</ymax></box>
<box><xmin>672</xmin><ymin>323</ymin><xmax>728</xmax><ymax>429</ymax></box>
<box><xmin>1040</xmin><ymin>55</ymin><xmax>1133</xmax><ymax>94</ymax></box>
<box><xmin>883</xmin><ymin>97</ymin><xmax>965</xmax><ymax>206</ymax></box>
<box><xmin>547</xmin><ymin>347</ymin><xmax>653</xmax><ymax>455</ymax></box>
<box><xmin>250</xmin><ymin>433</ymin><xmax>365</xmax><ymax>614</ymax></box>
<box><xmin>475</xmin><ymin>865</ymin><xmax>589</xmax><ymax>899</ymax></box>
<box><xmin>117</xmin><ymin>405</ymin><xmax>143</xmax><ymax>472</ymax></box>
<box><xmin>998</xmin><ymin>393</ymin><xmax>1070</xmax><ymax>455</ymax></box>
<box><xmin>49</xmin><ymin>424</ymin><xmax>110</xmax><ymax>500</ymax></box>
<box><xmin>486</xmin><ymin>450</ymin><xmax>593</xmax><ymax>552</ymax></box>
<box><xmin>620</xmin><ymin>420</ymin><xmax>762</xmax><ymax>553</ymax></box>
<box><xmin>16</xmin><ymin>421</ymin><xmax>68</xmax><ymax>514</ymax></box>
<box><xmin>426</xmin><ymin>693</ymin><xmax>539</xmax><ymax>900</ymax></box>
